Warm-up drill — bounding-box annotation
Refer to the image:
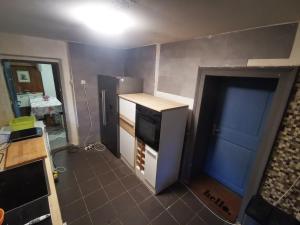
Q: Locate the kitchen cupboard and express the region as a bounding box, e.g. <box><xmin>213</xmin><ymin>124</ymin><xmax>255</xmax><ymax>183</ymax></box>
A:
<box><xmin>119</xmin><ymin>97</ymin><xmax>136</xmax><ymax>123</ymax></box>
<box><xmin>119</xmin><ymin>126</ymin><xmax>135</xmax><ymax>167</ymax></box>
<box><xmin>119</xmin><ymin>93</ymin><xmax>188</xmax><ymax>194</ymax></box>
<box><xmin>119</xmin><ymin>98</ymin><xmax>136</xmax><ymax>168</ymax></box>
<box><xmin>144</xmin><ymin>145</ymin><xmax>158</xmax><ymax>188</ymax></box>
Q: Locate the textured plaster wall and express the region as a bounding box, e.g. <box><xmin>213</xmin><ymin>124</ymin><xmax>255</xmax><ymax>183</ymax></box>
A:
<box><xmin>124</xmin><ymin>45</ymin><xmax>156</xmax><ymax>94</ymax></box>
<box><xmin>68</xmin><ymin>43</ymin><xmax>125</xmax><ymax>145</ymax></box>
<box><xmin>158</xmin><ymin>23</ymin><xmax>297</xmax><ymax>98</ymax></box>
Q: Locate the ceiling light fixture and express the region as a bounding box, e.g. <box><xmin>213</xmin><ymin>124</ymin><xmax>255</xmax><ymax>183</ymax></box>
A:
<box><xmin>71</xmin><ymin>3</ymin><xmax>135</xmax><ymax>35</ymax></box>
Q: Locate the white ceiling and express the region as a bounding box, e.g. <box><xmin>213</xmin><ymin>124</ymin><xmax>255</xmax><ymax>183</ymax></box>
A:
<box><xmin>0</xmin><ymin>0</ymin><xmax>300</xmax><ymax>49</ymax></box>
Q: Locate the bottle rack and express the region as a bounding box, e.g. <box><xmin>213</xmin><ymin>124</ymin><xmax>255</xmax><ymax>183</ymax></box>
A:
<box><xmin>136</xmin><ymin>139</ymin><xmax>145</xmax><ymax>172</ymax></box>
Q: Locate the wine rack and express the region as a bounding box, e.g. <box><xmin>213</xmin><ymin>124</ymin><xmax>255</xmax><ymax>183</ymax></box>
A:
<box><xmin>136</xmin><ymin>139</ymin><xmax>145</xmax><ymax>172</ymax></box>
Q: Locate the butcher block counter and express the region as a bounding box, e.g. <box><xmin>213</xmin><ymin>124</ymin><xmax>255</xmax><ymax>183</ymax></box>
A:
<box><xmin>0</xmin><ymin>126</ymin><xmax>63</xmax><ymax>225</ymax></box>
<box><xmin>119</xmin><ymin>93</ymin><xmax>188</xmax><ymax>112</ymax></box>
<box><xmin>5</xmin><ymin>136</ymin><xmax>47</xmax><ymax>169</ymax></box>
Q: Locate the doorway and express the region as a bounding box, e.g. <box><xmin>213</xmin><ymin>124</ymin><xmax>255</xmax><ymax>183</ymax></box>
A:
<box><xmin>183</xmin><ymin>67</ymin><xmax>298</xmax><ymax>223</ymax></box>
<box><xmin>203</xmin><ymin>77</ymin><xmax>277</xmax><ymax>196</ymax></box>
<box><xmin>2</xmin><ymin>60</ymin><xmax>68</xmax><ymax>150</ymax></box>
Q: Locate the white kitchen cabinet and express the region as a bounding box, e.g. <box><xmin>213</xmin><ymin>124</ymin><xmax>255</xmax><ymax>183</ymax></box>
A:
<box><xmin>144</xmin><ymin>145</ymin><xmax>158</xmax><ymax>188</ymax></box>
<box><xmin>119</xmin><ymin>98</ymin><xmax>136</xmax><ymax>123</ymax></box>
<box><xmin>119</xmin><ymin>126</ymin><xmax>135</xmax><ymax>167</ymax></box>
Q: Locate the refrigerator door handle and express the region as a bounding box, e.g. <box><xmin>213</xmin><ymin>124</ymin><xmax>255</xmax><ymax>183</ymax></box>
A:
<box><xmin>101</xmin><ymin>90</ymin><xmax>107</xmax><ymax>126</ymax></box>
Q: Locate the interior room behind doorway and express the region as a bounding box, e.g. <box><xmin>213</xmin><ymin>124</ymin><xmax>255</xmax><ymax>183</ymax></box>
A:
<box><xmin>3</xmin><ymin>61</ymin><xmax>67</xmax><ymax>150</ymax></box>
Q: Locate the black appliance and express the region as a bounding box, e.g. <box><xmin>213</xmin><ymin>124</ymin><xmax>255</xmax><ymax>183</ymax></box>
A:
<box><xmin>4</xmin><ymin>197</ymin><xmax>51</xmax><ymax>225</ymax></box>
<box><xmin>135</xmin><ymin>104</ymin><xmax>162</xmax><ymax>151</ymax></box>
<box><xmin>0</xmin><ymin>160</ymin><xmax>51</xmax><ymax>225</ymax></box>
<box><xmin>9</xmin><ymin>127</ymin><xmax>43</xmax><ymax>142</ymax></box>
<box><xmin>98</xmin><ymin>75</ymin><xmax>142</xmax><ymax>157</ymax></box>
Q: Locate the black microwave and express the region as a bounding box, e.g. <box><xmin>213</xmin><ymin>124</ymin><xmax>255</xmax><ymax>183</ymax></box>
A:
<box><xmin>135</xmin><ymin>104</ymin><xmax>161</xmax><ymax>151</ymax></box>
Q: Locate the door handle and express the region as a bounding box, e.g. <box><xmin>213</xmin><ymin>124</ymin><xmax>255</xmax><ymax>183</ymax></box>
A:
<box><xmin>212</xmin><ymin>124</ymin><xmax>220</xmax><ymax>135</ymax></box>
<box><xmin>101</xmin><ymin>90</ymin><xmax>107</xmax><ymax>126</ymax></box>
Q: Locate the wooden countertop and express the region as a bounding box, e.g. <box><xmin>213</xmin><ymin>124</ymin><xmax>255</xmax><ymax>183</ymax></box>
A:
<box><xmin>43</xmin><ymin>136</ymin><xmax>63</xmax><ymax>225</ymax></box>
<box><xmin>5</xmin><ymin>136</ymin><xmax>47</xmax><ymax>169</ymax></box>
<box><xmin>119</xmin><ymin>93</ymin><xmax>188</xmax><ymax>112</ymax></box>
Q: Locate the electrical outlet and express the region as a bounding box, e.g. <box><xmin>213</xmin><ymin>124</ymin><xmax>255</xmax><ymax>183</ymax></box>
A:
<box><xmin>81</xmin><ymin>80</ymin><xmax>86</xmax><ymax>85</ymax></box>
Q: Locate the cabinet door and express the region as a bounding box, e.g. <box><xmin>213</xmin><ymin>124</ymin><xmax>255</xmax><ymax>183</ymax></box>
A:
<box><xmin>119</xmin><ymin>126</ymin><xmax>135</xmax><ymax>167</ymax></box>
<box><xmin>144</xmin><ymin>145</ymin><xmax>158</xmax><ymax>188</ymax></box>
<box><xmin>119</xmin><ymin>98</ymin><xmax>136</xmax><ymax>123</ymax></box>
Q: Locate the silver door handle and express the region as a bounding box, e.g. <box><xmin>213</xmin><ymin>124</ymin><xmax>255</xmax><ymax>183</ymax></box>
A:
<box><xmin>146</xmin><ymin>150</ymin><xmax>157</xmax><ymax>159</ymax></box>
<box><xmin>101</xmin><ymin>90</ymin><xmax>106</xmax><ymax>126</ymax></box>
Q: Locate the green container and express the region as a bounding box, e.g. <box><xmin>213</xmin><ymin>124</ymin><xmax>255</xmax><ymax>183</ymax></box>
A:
<box><xmin>9</xmin><ymin>116</ymin><xmax>36</xmax><ymax>131</ymax></box>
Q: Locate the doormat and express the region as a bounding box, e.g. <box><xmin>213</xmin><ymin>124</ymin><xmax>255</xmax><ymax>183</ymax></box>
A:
<box><xmin>189</xmin><ymin>174</ymin><xmax>242</xmax><ymax>222</ymax></box>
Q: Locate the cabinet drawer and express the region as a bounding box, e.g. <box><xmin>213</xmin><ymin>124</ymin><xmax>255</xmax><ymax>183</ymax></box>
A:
<box><xmin>119</xmin><ymin>126</ymin><xmax>135</xmax><ymax>167</ymax></box>
<box><xmin>119</xmin><ymin>98</ymin><xmax>136</xmax><ymax>123</ymax></box>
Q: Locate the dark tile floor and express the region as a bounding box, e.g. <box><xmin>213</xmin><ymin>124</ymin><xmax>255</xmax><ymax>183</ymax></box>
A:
<box><xmin>53</xmin><ymin>148</ymin><xmax>227</xmax><ymax>225</ymax></box>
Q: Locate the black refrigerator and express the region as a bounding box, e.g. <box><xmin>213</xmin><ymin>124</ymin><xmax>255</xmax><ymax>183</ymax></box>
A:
<box><xmin>98</xmin><ymin>75</ymin><xmax>142</xmax><ymax>157</ymax></box>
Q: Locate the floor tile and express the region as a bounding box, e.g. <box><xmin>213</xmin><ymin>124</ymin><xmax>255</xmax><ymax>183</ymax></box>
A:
<box><xmin>92</xmin><ymin>162</ymin><xmax>111</xmax><ymax>175</ymax></box>
<box><xmin>111</xmin><ymin>192</ymin><xmax>136</xmax><ymax>215</ymax></box>
<box><xmin>170</xmin><ymin>182</ymin><xmax>188</xmax><ymax>197</ymax></box>
<box><xmin>55</xmin><ymin>171</ymin><xmax>77</xmax><ymax>191</ymax></box>
<box><xmin>61</xmin><ymin>199</ymin><xmax>87</xmax><ymax>223</ymax></box>
<box><xmin>156</xmin><ymin>188</ymin><xmax>178</xmax><ymax>209</ymax></box>
<box><xmin>74</xmin><ymin>168</ymin><xmax>95</xmax><ymax>183</ymax></box>
<box><xmin>181</xmin><ymin>192</ymin><xmax>203</xmax><ymax>213</ymax></box>
<box><xmin>151</xmin><ymin>211</ymin><xmax>179</xmax><ymax>225</ymax></box>
<box><xmin>104</xmin><ymin>180</ymin><xmax>126</xmax><ymax>200</ymax></box>
<box><xmin>119</xmin><ymin>206</ymin><xmax>148</xmax><ymax>225</ymax></box>
<box><xmin>187</xmin><ymin>216</ymin><xmax>208</xmax><ymax>225</ymax></box>
<box><xmin>109</xmin><ymin>158</ymin><xmax>125</xmax><ymax>169</ymax></box>
<box><xmin>129</xmin><ymin>184</ymin><xmax>152</xmax><ymax>204</ymax></box>
<box><xmin>121</xmin><ymin>174</ymin><xmax>141</xmax><ymax>189</ymax></box>
<box><xmin>78</xmin><ymin>177</ymin><xmax>101</xmax><ymax>196</ymax></box>
<box><xmin>70</xmin><ymin>214</ymin><xmax>93</xmax><ymax>225</ymax></box>
<box><xmin>140</xmin><ymin>196</ymin><xmax>164</xmax><ymax>220</ymax></box>
<box><xmin>84</xmin><ymin>189</ymin><xmax>108</xmax><ymax>212</ymax></box>
<box><xmin>168</xmin><ymin>199</ymin><xmax>194</xmax><ymax>225</ymax></box>
<box><xmin>54</xmin><ymin>149</ymin><xmax>214</xmax><ymax>225</ymax></box>
<box><xmin>114</xmin><ymin>165</ymin><xmax>133</xmax><ymax>178</ymax></box>
<box><xmin>86</xmin><ymin>153</ymin><xmax>106</xmax><ymax>165</ymax></box>
<box><xmin>58</xmin><ymin>186</ymin><xmax>81</xmax><ymax>207</ymax></box>
<box><xmin>90</xmin><ymin>203</ymin><xmax>118</xmax><ymax>225</ymax></box>
<box><xmin>102</xmin><ymin>150</ymin><xmax>117</xmax><ymax>162</ymax></box>
<box><xmin>198</xmin><ymin>207</ymin><xmax>224</xmax><ymax>225</ymax></box>
<box><xmin>98</xmin><ymin>171</ymin><xmax>118</xmax><ymax>186</ymax></box>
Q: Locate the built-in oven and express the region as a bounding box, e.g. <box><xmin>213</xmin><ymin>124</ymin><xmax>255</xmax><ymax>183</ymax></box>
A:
<box><xmin>135</xmin><ymin>104</ymin><xmax>161</xmax><ymax>151</ymax></box>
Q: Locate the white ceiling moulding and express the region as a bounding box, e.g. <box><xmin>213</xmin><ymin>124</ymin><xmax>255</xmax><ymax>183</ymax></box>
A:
<box><xmin>247</xmin><ymin>22</ymin><xmax>300</xmax><ymax>66</ymax></box>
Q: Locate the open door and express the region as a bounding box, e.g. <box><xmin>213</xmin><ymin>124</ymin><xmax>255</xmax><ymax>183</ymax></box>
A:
<box><xmin>2</xmin><ymin>61</ymin><xmax>20</xmax><ymax>117</ymax></box>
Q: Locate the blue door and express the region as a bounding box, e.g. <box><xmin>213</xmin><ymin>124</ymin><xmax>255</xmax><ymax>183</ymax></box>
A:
<box><xmin>2</xmin><ymin>61</ymin><xmax>21</xmax><ymax>117</ymax></box>
<box><xmin>204</xmin><ymin>78</ymin><xmax>277</xmax><ymax>196</ymax></box>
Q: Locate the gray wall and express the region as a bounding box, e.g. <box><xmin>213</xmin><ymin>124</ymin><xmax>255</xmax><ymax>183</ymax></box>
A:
<box><xmin>158</xmin><ymin>23</ymin><xmax>298</xmax><ymax>98</ymax></box>
<box><xmin>68</xmin><ymin>23</ymin><xmax>298</xmax><ymax>145</ymax></box>
<box><xmin>124</xmin><ymin>45</ymin><xmax>156</xmax><ymax>94</ymax></box>
<box><xmin>68</xmin><ymin>43</ymin><xmax>125</xmax><ymax>145</ymax></box>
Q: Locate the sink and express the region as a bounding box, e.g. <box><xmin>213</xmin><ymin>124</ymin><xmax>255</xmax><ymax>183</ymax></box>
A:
<box><xmin>0</xmin><ymin>160</ymin><xmax>49</xmax><ymax>212</ymax></box>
